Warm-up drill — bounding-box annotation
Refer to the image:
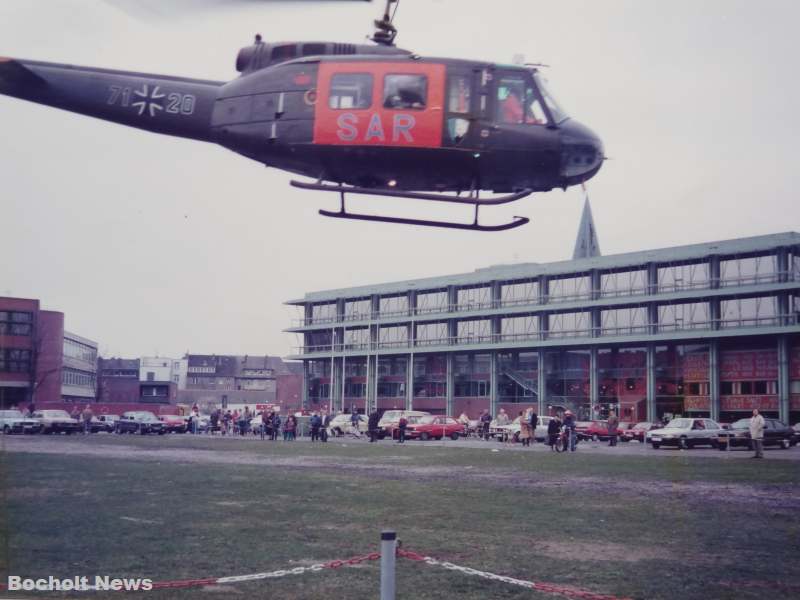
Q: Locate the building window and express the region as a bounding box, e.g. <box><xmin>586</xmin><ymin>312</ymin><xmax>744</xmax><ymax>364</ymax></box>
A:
<box><xmin>720</xmin><ymin>254</ymin><xmax>778</xmax><ymax>286</ymax></box>
<box><xmin>597</xmin><ymin>347</ymin><xmax>647</xmax><ymax>421</ymax></box>
<box><xmin>548</xmin><ymin>311</ymin><xmax>590</xmax><ymax>338</ymax></box>
<box><xmin>548</xmin><ymin>275</ymin><xmax>591</xmax><ymax>302</ymax></box>
<box><xmin>501</xmin><ymin>279</ymin><xmax>539</xmax><ymax>307</ymax></box>
<box><xmin>416</xmin><ymin>290</ymin><xmax>448</xmax><ymax>314</ymax></box>
<box><xmin>456</xmin><ymin>319</ymin><xmax>491</xmax><ymax>344</ymax></box>
<box><xmin>343</xmin><ymin>328</ymin><xmax>369</xmax><ymax>351</ymax></box>
<box><xmin>601</xmin><ymin>307</ymin><xmax>648</xmax><ymax>336</ymax></box>
<box><xmin>654</xmin><ymin>344</ymin><xmax>709</xmax><ymax>419</ymax></box>
<box><xmin>415</xmin><ymin>322</ymin><xmax>448</xmax><ymax>346</ymax></box>
<box><xmin>0</xmin><ymin>311</ymin><xmax>33</xmax><ymax>336</ymax></box>
<box><xmin>379</xmin><ymin>295</ymin><xmax>409</xmax><ymax>317</ymax></box>
<box><xmin>497</xmin><ymin>351</ymin><xmax>537</xmax><ymax>404</ymax></box>
<box><xmin>658</xmin><ymin>302</ymin><xmax>711</xmax><ymax>331</ymax></box>
<box><xmin>0</xmin><ymin>348</ymin><xmax>32</xmax><ymax>373</ymax></box>
<box><xmin>544</xmin><ymin>349</ymin><xmax>590</xmax><ymax>419</ymax></box>
<box><xmin>657</xmin><ymin>262</ymin><xmax>710</xmax><ymax>292</ymax></box>
<box><xmin>500</xmin><ymin>315</ymin><xmax>538</xmax><ymax>341</ymax></box>
<box><xmin>457</xmin><ymin>286</ymin><xmax>491</xmax><ymax>310</ymax></box>
<box><xmin>378</xmin><ymin>326</ymin><xmax>408</xmax><ymax>349</ymax></box>
<box><xmin>720</xmin><ymin>296</ymin><xmax>779</xmax><ymax>328</ymax></box>
<box><xmin>600</xmin><ymin>269</ymin><xmax>648</xmax><ymax>297</ymax></box>
<box><xmin>344</xmin><ymin>299</ymin><xmax>371</xmax><ymax>321</ymax></box>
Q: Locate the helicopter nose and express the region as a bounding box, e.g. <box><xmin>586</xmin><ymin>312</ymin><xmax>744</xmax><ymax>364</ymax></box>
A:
<box><xmin>559</xmin><ymin>120</ymin><xmax>604</xmax><ymax>186</ymax></box>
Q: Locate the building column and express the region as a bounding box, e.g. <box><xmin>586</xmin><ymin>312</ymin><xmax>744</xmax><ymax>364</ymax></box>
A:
<box><xmin>778</xmin><ymin>335</ymin><xmax>790</xmax><ymax>423</ymax></box>
<box><xmin>647</xmin><ymin>263</ymin><xmax>659</xmax><ymax>335</ymax></box>
<box><xmin>709</xmin><ymin>340</ymin><xmax>720</xmax><ymax>421</ymax></box>
<box><xmin>646</xmin><ymin>344</ymin><xmax>657</xmax><ymax>422</ymax></box>
<box><xmin>490</xmin><ymin>351</ymin><xmax>498</xmax><ymax>416</ymax></box>
<box><xmin>301</xmin><ymin>361</ymin><xmax>309</xmax><ymax>410</ymax></box>
<box><xmin>491</xmin><ymin>281</ymin><xmax>502</xmax><ymax>341</ymax></box>
<box><xmin>447</xmin><ymin>285</ymin><xmax>458</xmax><ymax>344</ymax></box>
<box><xmin>539</xmin><ymin>276</ymin><xmax>549</xmax><ymax>341</ymax></box>
<box><xmin>406</xmin><ymin>354</ymin><xmax>414</xmax><ymax>411</ymax></box>
<box><xmin>369</xmin><ymin>295</ymin><xmax>380</xmax><ymax>414</ymax></box>
<box><xmin>538</xmin><ymin>350</ymin><xmax>547</xmax><ymax>416</ymax></box>
<box><xmin>446</xmin><ymin>353</ymin><xmax>454</xmax><ymax>416</ymax></box>
<box><xmin>710</xmin><ymin>255</ymin><xmax>721</xmax><ymax>330</ymax></box>
<box><xmin>589</xmin><ymin>347</ymin><xmax>598</xmax><ymax>418</ymax></box>
<box><xmin>332</xmin><ymin>356</ymin><xmax>342</xmax><ymax>413</ymax></box>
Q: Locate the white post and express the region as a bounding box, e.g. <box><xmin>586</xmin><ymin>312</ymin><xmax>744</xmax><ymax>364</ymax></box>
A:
<box><xmin>380</xmin><ymin>530</ymin><xmax>396</xmax><ymax>600</ymax></box>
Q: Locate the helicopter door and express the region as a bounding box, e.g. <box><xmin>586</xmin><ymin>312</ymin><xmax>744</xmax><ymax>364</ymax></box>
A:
<box><xmin>482</xmin><ymin>69</ymin><xmax>560</xmax><ymax>189</ymax></box>
<box><xmin>443</xmin><ymin>69</ymin><xmax>476</xmax><ymax>148</ymax></box>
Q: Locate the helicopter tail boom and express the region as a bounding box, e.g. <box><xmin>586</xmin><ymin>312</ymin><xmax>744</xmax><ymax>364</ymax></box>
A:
<box><xmin>0</xmin><ymin>57</ymin><xmax>222</xmax><ymax>143</ymax></box>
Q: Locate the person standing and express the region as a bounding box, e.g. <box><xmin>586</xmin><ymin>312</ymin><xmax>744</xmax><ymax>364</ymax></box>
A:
<box><xmin>310</xmin><ymin>412</ymin><xmax>321</xmax><ymax>442</ymax></box>
<box><xmin>479</xmin><ymin>409</ymin><xmax>492</xmax><ymax>441</ymax></box>
<box><xmin>368</xmin><ymin>410</ymin><xmax>381</xmax><ymax>443</ymax></box>
<box><xmin>397</xmin><ymin>413</ymin><xmax>408</xmax><ymax>444</ymax></box>
<box><xmin>320</xmin><ymin>411</ymin><xmax>331</xmax><ymax>442</ymax></box>
<box><xmin>518</xmin><ymin>410</ymin><xmax>531</xmax><ymax>447</ymax></box>
<box><xmin>563</xmin><ymin>410</ymin><xmax>577</xmax><ymax>452</ymax></box>
<box><xmin>607</xmin><ymin>411</ymin><xmax>619</xmax><ymax>447</ymax></box>
<box><xmin>528</xmin><ymin>407</ymin><xmax>538</xmax><ymax>445</ymax></box>
<box><xmin>81</xmin><ymin>404</ymin><xmax>93</xmax><ymax>435</ymax></box>
<box><xmin>749</xmin><ymin>409</ymin><xmax>765</xmax><ymax>459</ymax></box>
<box><xmin>547</xmin><ymin>416</ymin><xmax>561</xmax><ymax>451</ymax></box>
<box><xmin>260</xmin><ymin>410</ymin><xmax>270</xmax><ymax>440</ymax></box>
<box><xmin>271</xmin><ymin>412</ymin><xmax>281</xmax><ymax>441</ymax></box>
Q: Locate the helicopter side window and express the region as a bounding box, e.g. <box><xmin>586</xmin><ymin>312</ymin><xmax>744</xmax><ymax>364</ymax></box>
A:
<box><xmin>383</xmin><ymin>74</ymin><xmax>427</xmax><ymax>110</ymax></box>
<box><xmin>447</xmin><ymin>76</ymin><xmax>471</xmax><ymax>114</ymax></box>
<box><xmin>329</xmin><ymin>73</ymin><xmax>373</xmax><ymax>110</ymax></box>
<box><xmin>271</xmin><ymin>44</ymin><xmax>298</xmax><ymax>62</ymax></box>
<box><xmin>497</xmin><ymin>76</ymin><xmax>548</xmax><ymax>125</ymax></box>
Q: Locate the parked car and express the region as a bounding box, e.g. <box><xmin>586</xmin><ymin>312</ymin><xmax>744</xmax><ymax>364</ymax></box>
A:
<box><xmin>0</xmin><ymin>409</ymin><xmax>43</xmax><ymax>434</ymax></box>
<box><xmin>647</xmin><ymin>418</ymin><xmax>723</xmax><ymax>449</ymax></box>
<box><xmin>581</xmin><ymin>420</ymin><xmax>609</xmax><ymax>441</ymax></box>
<box><xmin>96</xmin><ymin>414</ymin><xmax>120</xmax><ymax>432</ymax></box>
<box><xmin>405</xmin><ymin>415</ymin><xmax>463</xmax><ymax>440</ymax></box>
<box><xmin>88</xmin><ymin>415</ymin><xmax>117</xmax><ymax>433</ymax></box>
<box><xmin>378</xmin><ymin>410</ymin><xmax>430</xmax><ymax>439</ymax></box>
<box><xmin>159</xmin><ymin>414</ymin><xmax>188</xmax><ymax>434</ymax></box>
<box><xmin>326</xmin><ymin>414</ymin><xmax>368</xmax><ymax>437</ymax></box>
<box><xmin>622</xmin><ymin>422</ymin><xmax>660</xmax><ymax>443</ymax></box>
<box><xmin>116</xmin><ymin>411</ymin><xmax>166</xmax><ymax>435</ymax></box>
<box><xmin>715</xmin><ymin>418</ymin><xmax>797</xmax><ymax>450</ymax></box>
<box><xmin>33</xmin><ymin>410</ymin><xmax>82</xmax><ymax>434</ymax></box>
<box><xmin>574</xmin><ymin>421</ymin><xmax>593</xmax><ymax>440</ymax></box>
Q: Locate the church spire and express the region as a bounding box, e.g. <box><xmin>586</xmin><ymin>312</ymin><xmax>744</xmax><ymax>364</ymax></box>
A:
<box><xmin>573</xmin><ymin>193</ymin><xmax>601</xmax><ymax>259</ymax></box>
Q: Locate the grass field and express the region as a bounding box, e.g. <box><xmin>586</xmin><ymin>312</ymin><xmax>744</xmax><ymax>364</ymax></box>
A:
<box><xmin>2</xmin><ymin>435</ymin><xmax>799</xmax><ymax>599</ymax></box>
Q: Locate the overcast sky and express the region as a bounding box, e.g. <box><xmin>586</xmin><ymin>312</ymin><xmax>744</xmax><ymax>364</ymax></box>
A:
<box><xmin>1</xmin><ymin>0</ymin><xmax>798</xmax><ymax>358</ymax></box>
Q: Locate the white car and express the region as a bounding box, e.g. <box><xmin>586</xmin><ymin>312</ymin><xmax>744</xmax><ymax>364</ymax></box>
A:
<box><xmin>327</xmin><ymin>414</ymin><xmax>368</xmax><ymax>437</ymax></box>
<box><xmin>0</xmin><ymin>409</ymin><xmax>43</xmax><ymax>434</ymax></box>
<box><xmin>491</xmin><ymin>415</ymin><xmax>554</xmax><ymax>442</ymax></box>
<box><xmin>33</xmin><ymin>410</ymin><xmax>82</xmax><ymax>434</ymax></box>
<box><xmin>647</xmin><ymin>418</ymin><xmax>723</xmax><ymax>449</ymax></box>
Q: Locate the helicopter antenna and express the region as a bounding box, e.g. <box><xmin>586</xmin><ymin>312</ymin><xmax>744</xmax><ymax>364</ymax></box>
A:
<box><xmin>371</xmin><ymin>0</ymin><xmax>399</xmax><ymax>46</ymax></box>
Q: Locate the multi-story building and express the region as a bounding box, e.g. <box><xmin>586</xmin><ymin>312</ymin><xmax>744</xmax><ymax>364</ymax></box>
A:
<box><xmin>61</xmin><ymin>331</ymin><xmax>98</xmax><ymax>404</ymax></box>
<box><xmin>285</xmin><ymin>232</ymin><xmax>800</xmax><ymax>425</ymax></box>
<box><xmin>181</xmin><ymin>354</ymin><xmax>300</xmax><ymax>411</ymax></box>
<box><xmin>0</xmin><ymin>297</ymin><xmax>63</xmax><ymax>408</ymax></box>
<box><xmin>140</xmin><ymin>356</ymin><xmax>187</xmax><ymax>389</ymax></box>
<box><xmin>97</xmin><ymin>358</ymin><xmax>141</xmax><ymax>404</ymax></box>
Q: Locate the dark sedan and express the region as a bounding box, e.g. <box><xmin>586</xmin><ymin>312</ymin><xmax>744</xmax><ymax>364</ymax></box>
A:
<box><xmin>716</xmin><ymin>418</ymin><xmax>797</xmax><ymax>450</ymax></box>
<box><xmin>116</xmin><ymin>411</ymin><xmax>166</xmax><ymax>435</ymax></box>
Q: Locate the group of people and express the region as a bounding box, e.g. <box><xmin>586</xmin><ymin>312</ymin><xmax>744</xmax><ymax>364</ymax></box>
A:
<box><xmin>69</xmin><ymin>404</ymin><xmax>95</xmax><ymax>434</ymax></box>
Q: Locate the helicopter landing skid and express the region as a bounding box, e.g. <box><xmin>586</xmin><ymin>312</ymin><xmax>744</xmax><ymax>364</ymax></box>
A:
<box><xmin>289</xmin><ymin>180</ymin><xmax>533</xmax><ymax>232</ymax></box>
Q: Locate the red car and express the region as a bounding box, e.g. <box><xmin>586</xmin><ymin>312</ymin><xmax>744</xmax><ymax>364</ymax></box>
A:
<box><xmin>159</xmin><ymin>414</ymin><xmax>188</xmax><ymax>434</ymax></box>
<box><xmin>581</xmin><ymin>420</ymin><xmax>609</xmax><ymax>441</ymax></box>
<box><xmin>405</xmin><ymin>416</ymin><xmax>462</xmax><ymax>441</ymax></box>
<box><xmin>621</xmin><ymin>422</ymin><xmax>660</xmax><ymax>443</ymax></box>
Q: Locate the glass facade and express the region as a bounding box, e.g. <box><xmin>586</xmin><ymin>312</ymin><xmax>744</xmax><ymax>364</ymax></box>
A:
<box><xmin>501</xmin><ymin>279</ymin><xmax>539</xmax><ymax>307</ymax></box>
<box><xmin>342</xmin><ymin>357</ymin><xmax>367</xmax><ymax>414</ymax></box>
<box><xmin>654</xmin><ymin>343</ymin><xmax>709</xmax><ymax>420</ymax></box>
<box><xmin>719</xmin><ymin>337</ymin><xmax>779</xmax><ymax>421</ymax></box>
<box><xmin>412</xmin><ymin>355</ymin><xmax>447</xmax><ymax>414</ymax></box>
<box><xmin>497</xmin><ymin>351</ymin><xmax>538</xmax><ymax>404</ymax></box>
<box><xmin>600</xmin><ymin>269</ymin><xmax>648</xmax><ymax>297</ymax></box>
<box><xmin>720</xmin><ymin>254</ymin><xmax>778</xmax><ymax>286</ymax></box>
<box><xmin>597</xmin><ymin>347</ymin><xmax>647</xmax><ymax>422</ymax></box>
<box><xmin>453</xmin><ymin>353</ymin><xmax>491</xmax><ymax>419</ymax></box>
<box><xmin>548</xmin><ymin>274</ymin><xmax>591</xmax><ymax>302</ymax></box>
<box><xmin>657</xmin><ymin>262</ymin><xmax>710</xmax><ymax>292</ymax></box>
<box><xmin>307</xmin><ymin>360</ymin><xmax>331</xmax><ymax>406</ymax></box>
<box><xmin>544</xmin><ymin>349</ymin><xmax>590</xmax><ymax>419</ymax></box>
<box><xmin>377</xmin><ymin>356</ymin><xmax>407</xmax><ymax>410</ymax></box>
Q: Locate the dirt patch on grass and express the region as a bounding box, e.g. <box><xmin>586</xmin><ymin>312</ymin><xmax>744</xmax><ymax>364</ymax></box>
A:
<box><xmin>537</xmin><ymin>540</ymin><xmax>673</xmax><ymax>563</ymax></box>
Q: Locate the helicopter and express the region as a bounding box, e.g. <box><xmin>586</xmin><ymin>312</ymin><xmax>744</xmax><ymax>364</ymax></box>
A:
<box><xmin>0</xmin><ymin>0</ymin><xmax>604</xmax><ymax>231</ymax></box>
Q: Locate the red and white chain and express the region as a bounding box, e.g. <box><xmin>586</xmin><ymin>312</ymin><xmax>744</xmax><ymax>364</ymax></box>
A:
<box><xmin>398</xmin><ymin>549</ymin><xmax>632</xmax><ymax>600</ymax></box>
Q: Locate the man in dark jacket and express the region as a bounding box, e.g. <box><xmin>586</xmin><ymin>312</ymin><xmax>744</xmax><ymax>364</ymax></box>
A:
<box><xmin>479</xmin><ymin>409</ymin><xmax>492</xmax><ymax>441</ymax></box>
<box><xmin>368</xmin><ymin>411</ymin><xmax>381</xmax><ymax>443</ymax></box>
<box><xmin>309</xmin><ymin>412</ymin><xmax>322</xmax><ymax>442</ymax></box>
<box><xmin>397</xmin><ymin>413</ymin><xmax>408</xmax><ymax>444</ymax></box>
<box><xmin>547</xmin><ymin>417</ymin><xmax>561</xmax><ymax>451</ymax></box>
<box><xmin>529</xmin><ymin>409</ymin><xmax>538</xmax><ymax>445</ymax></box>
<box><xmin>320</xmin><ymin>410</ymin><xmax>331</xmax><ymax>442</ymax></box>
<box><xmin>563</xmin><ymin>410</ymin><xmax>577</xmax><ymax>451</ymax></box>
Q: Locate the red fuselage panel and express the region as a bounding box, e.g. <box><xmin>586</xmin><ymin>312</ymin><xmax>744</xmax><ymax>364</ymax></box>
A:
<box><xmin>313</xmin><ymin>61</ymin><xmax>444</xmax><ymax>148</ymax></box>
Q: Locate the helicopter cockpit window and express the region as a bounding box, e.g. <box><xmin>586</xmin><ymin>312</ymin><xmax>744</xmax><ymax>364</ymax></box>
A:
<box><xmin>532</xmin><ymin>71</ymin><xmax>568</xmax><ymax>123</ymax></box>
<box><xmin>383</xmin><ymin>74</ymin><xmax>427</xmax><ymax>110</ymax></box>
<box><xmin>329</xmin><ymin>73</ymin><xmax>373</xmax><ymax>110</ymax></box>
<box><xmin>497</xmin><ymin>76</ymin><xmax>548</xmax><ymax>125</ymax></box>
